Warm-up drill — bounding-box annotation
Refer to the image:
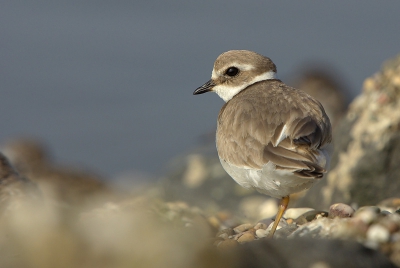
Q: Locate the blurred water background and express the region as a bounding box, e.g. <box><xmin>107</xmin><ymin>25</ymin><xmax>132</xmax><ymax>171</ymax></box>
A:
<box><xmin>1</xmin><ymin>1</ymin><xmax>400</xmax><ymax>180</ymax></box>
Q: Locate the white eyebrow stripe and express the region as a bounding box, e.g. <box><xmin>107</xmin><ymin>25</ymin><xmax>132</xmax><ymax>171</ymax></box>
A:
<box><xmin>211</xmin><ymin>63</ymin><xmax>255</xmax><ymax>79</ymax></box>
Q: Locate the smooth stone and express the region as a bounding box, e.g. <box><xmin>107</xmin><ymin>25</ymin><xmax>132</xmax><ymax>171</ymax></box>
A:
<box><xmin>356</xmin><ymin>206</ymin><xmax>381</xmax><ymax>214</ymax></box>
<box><xmin>216</xmin><ymin>228</ymin><xmax>235</xmax><ymax>238</ymax></box>
<box><xmin>354</xmin><ymin>207</ymin><xmax>380</xmax><ymax>225</ymax></box>
<box><xmin>233</xmin><ymin>223</ymin><xmax>254</xmax><ymax>234</ymax></box>
<box><xmin>237</xmin><ymin>231</ymin><xmax>256</xmax><ymax>243</ymax></box>
<box><xmin>329</xmin><ymin>203</ymin><xmax>355</xmax><ymax>218</ymax></box>
<box><xmin>378</xmin><ymin>197</ymin><xmax>400</xmax><ymax>209</ymax></box>
<box><xmin>284</xmin><ymin>208</ymin><xmax>314</xmax><ymax>219</ymax></box>
<box><xmin>254</xmin><ymin>222</ymin><xmax>267</xmax><ymax>230</ymax></box>
<box><xmin>255</xmin><ymin>229</ymin><xmax>269</xmax><ymax>238</ymax></box>
<box><xmin>366</xmin><ymin>224</ymin><xmax>390</xmax><ymax>243</ymax></box>
<box><xmin>295</xmin><ymin>210</ymin><xmax>328</xmax><ymax>225</ymax></box>
<box><xmin>380</xmin><ymin>210</ymin><xmax>392</xmax><ymax>216</ymax></box>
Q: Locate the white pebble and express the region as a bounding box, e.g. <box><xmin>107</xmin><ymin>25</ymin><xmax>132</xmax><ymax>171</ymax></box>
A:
<box><xmin>366</xmin><ymin>224</ymin><xmax>390</xmax><ymax>243</ymax></box>
<box><xmin>255</xmin><ymin>229</ymin><xmax>269</xmax><ymax>238</ymax></box>
<box><xmin>283</xmin><ymin>208</ymin><xmax>314</xmax><ymax>219</ymax></box>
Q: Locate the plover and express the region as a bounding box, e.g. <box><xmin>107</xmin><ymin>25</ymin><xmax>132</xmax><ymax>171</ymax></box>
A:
<box><xmin>193</xmin><ymin>50</ymin><xmax>332</xmax><ymax>237</ymax></box>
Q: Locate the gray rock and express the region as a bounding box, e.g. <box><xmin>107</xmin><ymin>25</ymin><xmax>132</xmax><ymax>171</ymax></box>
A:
<box><xmin>296</xmin><ymin>54</ymin><xmax>400</xmax><ymax>209</ymax></box>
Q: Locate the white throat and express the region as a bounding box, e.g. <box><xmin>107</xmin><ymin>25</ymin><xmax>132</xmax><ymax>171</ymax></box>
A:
<box><xmin>213</xmin><ymin>71</ymin><xmax>276</xmax><ymax>102</ymax></box>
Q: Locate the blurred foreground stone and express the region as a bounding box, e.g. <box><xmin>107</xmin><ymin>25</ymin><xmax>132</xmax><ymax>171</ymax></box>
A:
<box><xmin>0</xmin><ymin>164</ymin><xmax>397</xmax><ymax>268</ymax></box>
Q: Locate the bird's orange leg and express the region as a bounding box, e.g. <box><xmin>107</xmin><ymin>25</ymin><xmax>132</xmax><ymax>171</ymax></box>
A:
<box><xmin>267</xmin><ymin>195</ymin><xmax>290</xmax><ymax>238</ymax></box>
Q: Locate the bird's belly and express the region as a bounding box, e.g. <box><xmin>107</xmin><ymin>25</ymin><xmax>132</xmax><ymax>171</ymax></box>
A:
<box><xmin>219</xmin><ymin>158</ymin><xmax>316</xmax><ymax>199</ymax></box>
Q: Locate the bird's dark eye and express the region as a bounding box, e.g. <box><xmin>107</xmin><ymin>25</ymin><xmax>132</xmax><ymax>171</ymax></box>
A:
<box><xmin>225</xmin><ymin>67</ymin><xmax>239</xmax><ymax>77</ymax></box>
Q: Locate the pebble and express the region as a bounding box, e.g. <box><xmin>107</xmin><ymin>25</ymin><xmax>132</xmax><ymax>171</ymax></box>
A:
<box><xmin>329</xmin><ymin>203</ymin><xmax>355</xmax><ymax>218</ymax></box>
<box><xmin>216</xmin><ymin>228</ymin><xmax>235</xmax><ymax>239</ymax></box>
<box><xmin>378</xmin><ymin>197</ymin><xmax>400</xmax><ymax>209</ymax></box>
<box><xmin>353</xmin><ymin>206</ymin><xmax>380</xmax><ymax>225</ymax></box>
<box><xmin>366</xmin><ymin>224</ymin><xmax>390</xmax><ymax>244</ymax></box>
<box><xmin>255</xmin><ymin>229</ymin><xmax>269</xmax><ymax>238</ymax></box>
<box><xmin>236</xmin><ymin>231</ymin><xmax>256</xmax><ymax>243</ymax></box>
<box><xmin>233</xmin><ymin>223</ymin><xmax>253</xmax><ymax>234</ymax></box>
<box><xmin>210</xmin><ymin>200</ymin><xmax>400</xmax><ymax>266</ymax></box>
<box><xmin>295</xmin><ymin>210</ymin><xmax>328</xmax><ymax>225</ymax></box>
<box><xmin>284</xmin><ymin>207</ymin><xmax>314</xmax><ymax>219</ymax></box>
<box><xmin>254</xmin><ymin>222</ymin><xmax>267</xmax><ymax>230</ymax></box>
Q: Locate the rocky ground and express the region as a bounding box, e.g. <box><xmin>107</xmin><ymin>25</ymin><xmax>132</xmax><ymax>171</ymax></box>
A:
<box><xmin>1</xmin><ymin>54</ymin><xmax>400</xmax><ymax>267</ymax></box>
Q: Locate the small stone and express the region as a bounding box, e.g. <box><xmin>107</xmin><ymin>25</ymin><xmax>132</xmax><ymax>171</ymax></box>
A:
<box><xmin>354</xmin><ymin>207</ymin><xmax>380</xmax><ymax>225</ymax></box>
<box><xmin>237</xmin><ymin>231</ymin><xmax>256</xmax><ymax>243</ymax></box>
<box><xmin>284</xmin><ymin>208</ymin><xmax>314</xmax><ymax>219</ymax></box>
<box><xmin>378</xmin><ymin>197</ymin><xmax>400</xmax><ymax>209</ymax></box>
<box><xmin>295</xmin><ymin>210</ymin><xmax>328</xmax><ymax>224</ymax></box>
<box><xmin>217</xmin><ymin>239</ymin><xmax>239</xmax><ymax>249</ymax></box>
<box><xmin>254</xmin><ymin>222</ymin><xmax>267</xmax><ymax>230</ymax></box>
<box><xmin>366</xmin><ymin>224</ymin><xmax>390</xmax><ymax>243</ymax></box>
<box><xmin>329</xmin><ymin>203</ymin><xmax>355</xmax><ymax>218</ymax></box>
<box><xmin>216</xmin><ymin>228</ymin><xmax>235</xmax><ymax>238</ymax></box>
<box><xmin>233</xmin><ymin>223</ymin><xmax>253</xmax><ymax>234</ymax></box>
<box><xmin>357</xmin><ymin>206</ymin><xmax>381</xmax><ymax>214</ymax></box>
<box><xmin>380</xmin><ymin>210</ymin><xmax>391</xmax><ymax>216</ymax></box>
<box><xmin>378</xmin><ymin>214</ymin><xmax>400</xmax><ymax>233</ymax></box>
<box><xmin>255</xmin><ymin>229</ymin><xmax>269</xmax><ymax>238</ymax></box>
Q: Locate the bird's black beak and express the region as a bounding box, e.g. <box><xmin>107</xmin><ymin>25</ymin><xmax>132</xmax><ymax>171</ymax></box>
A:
<box><xmin>193</xmin><ymin>80</ymin><xmax>216</xmax><ymax>95</ymax></box>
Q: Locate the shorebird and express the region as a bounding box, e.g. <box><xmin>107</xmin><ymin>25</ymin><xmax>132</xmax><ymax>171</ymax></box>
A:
<box><xmin>193</xmin><ymin>50</ymin><xmax>332</xmax><ymax>237</ymax></box>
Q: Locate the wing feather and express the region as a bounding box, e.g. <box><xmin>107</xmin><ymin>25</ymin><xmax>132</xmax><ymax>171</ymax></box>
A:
<box><xmin>216</xmin><ymin>80</ymin><xmax>331</xmax><ymax>177</ymax></box>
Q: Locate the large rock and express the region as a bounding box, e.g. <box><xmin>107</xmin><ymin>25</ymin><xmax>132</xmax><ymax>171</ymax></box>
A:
<box><xmin>298</xmin><ymin>54</ymin><xmax>400</xmax><ymax>209</ymax></box>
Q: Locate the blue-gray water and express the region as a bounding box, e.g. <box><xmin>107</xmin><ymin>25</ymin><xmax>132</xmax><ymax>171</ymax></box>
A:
<box><xmin>1</xmin><ymin>1</ymin><xmax>400</xmax><ymax>179</ymax></box>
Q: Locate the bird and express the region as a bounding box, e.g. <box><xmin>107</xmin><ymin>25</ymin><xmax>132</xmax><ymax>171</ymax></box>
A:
<box><xmin>193</xmin><ymin>50</ymin><xmax>332</xmax><ymax>237</ymax></box>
